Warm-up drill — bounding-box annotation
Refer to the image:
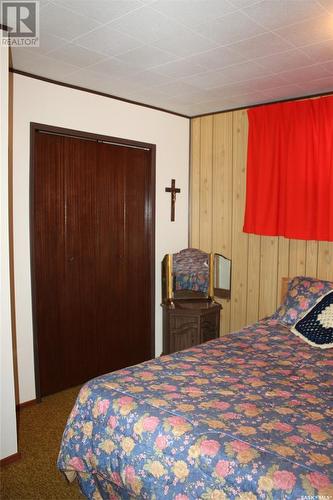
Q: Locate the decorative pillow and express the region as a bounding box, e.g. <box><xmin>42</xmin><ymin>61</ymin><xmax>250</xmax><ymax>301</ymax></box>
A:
<box><xmin>291</xmin><ymin>291</ymin><xmax>333</xmax><ymax>348</ymax></box>
<box><xmin>271</xmin><ymin>276</ymin><xmax>333</xmax><ymax>326</ymax></box>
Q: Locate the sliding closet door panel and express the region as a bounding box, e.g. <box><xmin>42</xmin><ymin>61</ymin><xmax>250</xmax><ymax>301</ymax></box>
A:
<box><xmin>95</xmin><ymin>142</ymin><xmax>126</xmax><ymax>375</ymax></box>
<box><xmin>62</xmin><ymin>137</ymin><xmax>99</xmax><ymax>385</ymax></box>
<box><xmin>34</xmin><ymin>133</ymin><xmax>67</xmax><ymax>395</ymax></box>
<box><xmin>33</xmin><ymin>130</ymin><xmax>154</xmax><ymax>396</ymax></box>
<box><xmin>95</xmin><ymin>143</ymin><xmax>152</xmax><ymax>375</ymax></box>
<box><xmin>123</xmin><ymin>147</ymin><xmax>152</xmax><ymax>367</ymax></box>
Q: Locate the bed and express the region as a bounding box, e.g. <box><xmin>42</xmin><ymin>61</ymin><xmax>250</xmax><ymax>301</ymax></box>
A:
<box><xmin>57</xmin><ymin>277</ymin><xmax>333</xmax><ymax>499</ymax></box>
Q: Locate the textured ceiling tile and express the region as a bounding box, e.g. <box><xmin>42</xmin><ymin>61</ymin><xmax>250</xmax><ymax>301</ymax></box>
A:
<box><xmin>215</xmin><ymin>60</ymin><xmax>271</xmax><ymax>82</ymax></box>
<box><xmin>58</xmin><ymin>69</ymin><xmax>127</xmax><ymax>92</ymax></box>
<box><xmin>185</xmin><ymin>46</ymin><xmax>247</xmax><ymax>70</ymax></box>
<box><xmin>11</xmin><ymin>0</ymin><xmax>333</xmax><ymax>115</ymax></box>
<box><xmin>154</xmin><ymin>80</ymin><xmax>204</xmax><ymax>97</ymax></box>
<box><xmin>129</xmin><ymin>69</ymin><xmax>173</xmax><ymax>87</ymax></box>
<box><xmin>30</xmin><ymin>30</ymin><xmax>67</xmax><ymax>55</ymax></box>
<box><xmin>192</xmin><ymin>88</ymin><xmax>236</xmax><ymax>103</ymax></box>
<box><xmin>257</xmin><ymin>83</ymin><xmax>307</xmax><ymax>100</ymax></box>
<box><xmin>75</xmin><ymin>26</ymin><xmax>144</xmax><ymax>57</ymax></box>
<box><xmin>277</xmin><ymin>64</ymin><xmax>330</xmax><ymax>85</ymax></box>
<box><xmin>150</xmin><ymin>92</ymin><xmax>203</xmax><ymax>106</ymax></box>
<box><xmin>183</xmin><ymin>60</ymin><xmax>269</xmax><ymax>90</ymax></box>
<box><xmin>302</xmin><ymin>40</ymin><xmax>333</xmax><ymax>63</ymax></box>
<box><xmin>235</xmin><ymin>74</ymin><xmax>289</xmax><ymax>92</ymax></box>
<box><xmin>180</xmin><ymin>102</ymin><xmax>219</xmax><ymax>115</ymax></box>
<box><xmin>53</xmin><ymin>0</ymin><xmax>143</xmax><ymax>24</ymax></box>
<box><xmin>224</xmin><ymin>95</ymin><xmax>265</xmax><ymax>108</ymax></box>
<box><xmin>229</xmin><ymin>32</ymin><xmax>293</xmax><ymax>59</ymax></box>
<box><xmin>152</xmin><ymin>59</ymin><xmax>206</xmax><ymax>78</ymax></box>
<box><xmin>114</xmin><ymin>45</ymin><xmax>177</xmax><ymax>70</ymax></box>
<box><xmin>110</xmin><ymin>6</ymin><xmax>185</xmax><ymax>43</ymax></box>
<box><xmin>254</xmin><ymin>48</ymin><xmax>313</xmax><ymax>73</ymax></box>
<box><xmin>317</xmin><ymin>0</ymin><xmax>333</xmax><ymax>13</ymax></box>
<box><xmin>220</xmin><ymin>88</ymin><xmax>270</xmax><ymax>101</ymax></box>
<box><xmin>93</xmin><ymin>77</ymin><xmax>150</xmax><ymax>96</ymax></box>
<box><xmin>87</xmin><ymin>58</ymin><xmax>137</xmax><ymax>78</ymax></box>
<box><xmin>323</xmin><ymin>59</ymin><xmax>333</xmax><ymax>73</ymax></box>
<box><xmin>39</xmin><ymin>0</ymin><xmax>52</xmax><ymax>8</ymax></box>
<box><xmin>39</xmin><ymin>3</ymin><xmax>100</xmax><ymax>41</ymax></box>
<box><xmin>153</xmin><ymin>30</ymin><xmax>218</xmax><ymax>58</ymax></box>
<box><xmin>275</xmin><ymin>14</ymin><xmax>333</xmax><ymax>47</ymax></box>
<box><xmin>209</xmin><ymin>80</ymin><xmax>259</xmax><ymax>97</ymax></box>
<box><xmin>117</xmin><ymin>86</ymin><xmax>171</xmax><ymax>102</ymax></box>
<box><xmin>127</xmin><ymin>94</ymin><xmax>182</xmax><ymax>112</ymax></box>
<box><xmin>47</xmin><ymin>44</ymin><xmax>107</xmax><ymax>67</ymax></box>
<box><xmin>150</xmin><ymin>0</ymin><xmax>236</xmax><ymax>27</ymax></box>
<box><xmin>191</xmin><ymin>96</ymin><xmax>247</xmax><ymax>113</ymax></box>
<box><xmin>229</xmin><ymin>0</ymin><xmax>263</xmax><ymax>6</ymax></box>
<box><xmin>195</xmin><ymin>11</ymin><xmax>265</xmax><ymax>45</ymax></box>
<box><xmin>243</xmin><ymin>0</ymin><xmax>324</xmax><ymax>30</ymax></box>
<box><xmin>297</xmin><ymin>74</ymin><xmax>333</xmax><ymax>93</ymax></box>
<box><xmin>12</xmin><ymin>50</ymin><xmax>80</xmax><ymax>77</ymax></box>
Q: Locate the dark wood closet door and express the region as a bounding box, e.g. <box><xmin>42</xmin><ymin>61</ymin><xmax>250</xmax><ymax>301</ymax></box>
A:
<box><xmin>33</xmin><ymin>130</ymin><xmax>154</xmax><ymax>397</ymax></box>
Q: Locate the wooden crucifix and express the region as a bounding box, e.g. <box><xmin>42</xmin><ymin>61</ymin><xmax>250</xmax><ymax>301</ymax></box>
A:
<box><xmin>165</xmin><ymin>179</ymin><xmax>181</xmax><ymax>222</ymax></box>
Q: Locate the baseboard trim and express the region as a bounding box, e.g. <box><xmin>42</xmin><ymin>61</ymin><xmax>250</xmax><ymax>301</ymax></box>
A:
<box><xmin>0</xmin><ymin>452</ymin><xmax>21</xmax><ymax>467</ymax></box>
<box><xmin>17</xmin><ymin>398</ymin><xmax>38</xmax><ymax>409</ymax></box>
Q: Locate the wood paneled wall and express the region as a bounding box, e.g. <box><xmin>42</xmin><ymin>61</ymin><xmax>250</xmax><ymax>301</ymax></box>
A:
<box><xmin>190</xmin><ymin>109</ymin><xmax>333</xmax><ymax>336</ymax></box>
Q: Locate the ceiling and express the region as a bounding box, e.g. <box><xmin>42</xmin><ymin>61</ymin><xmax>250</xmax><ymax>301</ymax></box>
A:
<box><xmin>10</xmin><ymin>0</ymin><xmax>333</xmax><ymax>117</ymax></box>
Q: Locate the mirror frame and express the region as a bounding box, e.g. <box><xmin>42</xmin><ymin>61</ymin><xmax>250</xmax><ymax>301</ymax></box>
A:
<box><xmin>213</xmin><ymin>253</ymin><xmax>232</xmax><ymax>300</ymax></box>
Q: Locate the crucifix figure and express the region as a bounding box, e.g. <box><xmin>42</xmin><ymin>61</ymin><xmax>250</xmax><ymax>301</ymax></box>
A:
<box><xmin>165</xmin><ymin>179</ymin><xmax>181</xmax><ymax>222</ymax></box>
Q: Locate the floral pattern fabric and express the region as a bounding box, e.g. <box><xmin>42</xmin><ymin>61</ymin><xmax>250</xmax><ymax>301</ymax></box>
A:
<box><xmin>57</xmin><ymin>319</ymin><xmax>333</xmax><ymax>499</ymax></box>
<box><xmin>271</xmin><ymin>276</ymin><xmax>333</xmax><ymax>326</ymax></box>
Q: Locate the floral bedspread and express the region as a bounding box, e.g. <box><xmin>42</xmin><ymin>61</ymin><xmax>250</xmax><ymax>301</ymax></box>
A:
<box><xmin>57</xmin><ymin>319</ymin><xmax>333</xmax><ymax>499</ymax></box>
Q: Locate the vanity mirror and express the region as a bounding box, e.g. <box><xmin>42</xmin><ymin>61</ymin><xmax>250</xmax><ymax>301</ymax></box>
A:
<box><xmin>161</xmin><ymin>248</ymin><xmax>231</xmax><ymax>303</ymax></box>
<box><xmin>214</xmin><ymin>253</ymin><xmax>232</xmax><ymax>299</ymax></box>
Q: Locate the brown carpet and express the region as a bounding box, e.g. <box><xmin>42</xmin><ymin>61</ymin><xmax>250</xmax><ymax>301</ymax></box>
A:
<box><xmin>0</xmin><ymin>386</ymin><xmax>84</xmax><ymax>499</ymax></box>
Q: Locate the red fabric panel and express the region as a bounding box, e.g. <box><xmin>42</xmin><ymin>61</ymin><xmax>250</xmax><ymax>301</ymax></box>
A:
<box><xmin>243</xmin><ymin>96</ymin><xmax>333</xmax><ymax>241</ymax></box>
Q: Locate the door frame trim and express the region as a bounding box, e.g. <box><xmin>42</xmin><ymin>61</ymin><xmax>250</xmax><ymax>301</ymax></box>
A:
<box><xmin>30</xmin><ymin>122</ymin><xmax>156</xmax><ymax>399</ymax></box>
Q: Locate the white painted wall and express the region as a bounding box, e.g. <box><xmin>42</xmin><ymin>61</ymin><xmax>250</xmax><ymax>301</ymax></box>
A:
<box><xmin>12</xmin><ymin>74</ymin><xmax>189</xmax><ymax>403</ymax></box>
<box><xmin>1</xmin><ymin>38</ymin><xmax>18</xmax><ymax>459</ymax></box>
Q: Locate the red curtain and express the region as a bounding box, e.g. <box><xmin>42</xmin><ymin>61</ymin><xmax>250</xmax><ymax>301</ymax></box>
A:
<box><xmin>243</xmin><ymin>96</ymin><xmax>333</xmax><ymax>241</ymax></box>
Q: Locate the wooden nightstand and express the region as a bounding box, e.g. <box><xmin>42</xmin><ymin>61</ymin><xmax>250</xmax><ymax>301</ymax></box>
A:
<box><xmin>162</xmin><ymin>300</ymin><xmax>221</xmax><ymax>355</ymax></box>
